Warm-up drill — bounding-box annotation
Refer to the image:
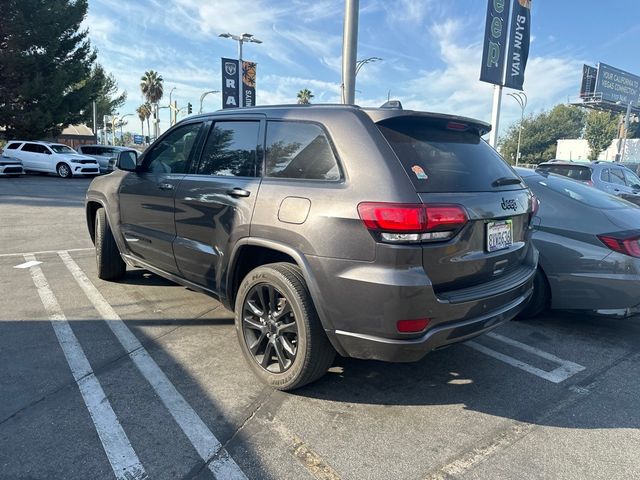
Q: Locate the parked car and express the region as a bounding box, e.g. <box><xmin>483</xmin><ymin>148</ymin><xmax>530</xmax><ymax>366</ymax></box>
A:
<box><xmin>0</xmin><ymin>154</ymin><xmax>24</xmax><ymax>176</ymax></box>
<box><xmin>516</xmin><ymin>167</ymin><xmax>640</xmax><ymax>318</ymax></box>
<box><xmin>537</xmin><ymin>160</ymin><xmax>640</xmax><ymax>206</ymax></box>
<box><xmin>86</xmin><ymin>104</ymin><xmax>538</xmax><ymax>390</ymax></box>
<box><xmin>77</xmin><ymin>145</ymin><xmax>139</xmax><ymax>174</ymax></box>
<box><xmin>3</xmin><ymin>141</ymin><xmax>100</xmax><ymax>178</ymax></box>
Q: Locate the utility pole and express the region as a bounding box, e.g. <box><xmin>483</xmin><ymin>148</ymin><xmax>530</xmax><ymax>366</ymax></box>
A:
<box><xmin>341</xmin><ymin>0</ymin><xmax>359</xmax><ymax>104</ymax></box>
<box><xmin>92</xmin><ymin>101</ymin><xmax>97</xmax><ymax>139</ymax></box>
<box><xmin>620</xmin><ymin>101</ymin><xmax>634</xmax><ymax>162</ymax></box>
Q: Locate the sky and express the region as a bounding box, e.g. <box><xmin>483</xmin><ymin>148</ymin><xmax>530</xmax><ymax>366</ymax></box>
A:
<box><xmin>84</xmin><ymin>0</ymin><xmax>640</xmax><ymax>139</ymax></box>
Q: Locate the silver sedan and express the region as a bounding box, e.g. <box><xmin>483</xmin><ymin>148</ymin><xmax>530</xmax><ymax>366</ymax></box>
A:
<box><xmin>516</xmin><ymin>167</ymin><xmax>640</xmax><ymax>318</ymax></box>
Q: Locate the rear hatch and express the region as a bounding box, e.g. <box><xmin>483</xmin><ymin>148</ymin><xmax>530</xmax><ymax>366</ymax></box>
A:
<box><xmin>376</xmin><ymin>115</ymin><xmax>533</xmax><ymax>293</ymax></box>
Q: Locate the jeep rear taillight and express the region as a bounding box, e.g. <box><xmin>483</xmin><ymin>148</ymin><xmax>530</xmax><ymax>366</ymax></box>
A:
<box><xmin>357</xmin><ymin>203</ymin><xmax>467</xmax><ymax>243</ymax></box>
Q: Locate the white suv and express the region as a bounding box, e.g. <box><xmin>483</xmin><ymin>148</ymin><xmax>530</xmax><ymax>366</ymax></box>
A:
<box><xmin>3</xmin><ymin>141</ymin><xmax>100</xmax><ymax>178</ymax></box>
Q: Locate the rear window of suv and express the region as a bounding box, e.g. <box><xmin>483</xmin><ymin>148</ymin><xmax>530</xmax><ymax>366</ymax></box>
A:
<box><xmin>377</xmin><ymin>118</ymin><xmax>521</xmax><ymax>193</ymax></box>
<box><xmin>6</xmin><ymin>143</ymin><xmax>21</xmax><ymax>150</ymax></box>
<box><xmin>537</xmin><ymin>164</ymin><xmax>592</xmax><ymax>182</ymax></box>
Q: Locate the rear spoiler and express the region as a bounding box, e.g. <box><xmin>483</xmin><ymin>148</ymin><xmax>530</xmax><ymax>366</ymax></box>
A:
<box><xmin>364</xmin><ymin>109</ymin><xmax>492</xmax><ymax>136</ymax></box>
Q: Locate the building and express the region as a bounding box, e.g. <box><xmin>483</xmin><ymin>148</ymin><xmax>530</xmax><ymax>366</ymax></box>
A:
<box><xmin>556</xmin><ymin>138</ymin><xmax>640</xmax><ymax>162</ymax></box>
<box><xmin>51</xmin><ymin>124</ymin><xmax>97</xmax><ymax>149</ymax></box>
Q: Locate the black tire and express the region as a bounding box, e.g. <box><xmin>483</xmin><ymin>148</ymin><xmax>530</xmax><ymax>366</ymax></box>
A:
<box><xmin>95</xmin><ymin>208</ymin><xmax>126</xmax><ymax>280</ymax></box>
<box><xmin>56</xmin><ymin>162</ymin><xmax>71</xmax><ymax>178</ymax></box>
<box><xmin>517</xmin><ymin>268</ymin><xmax>550</xmax><ymax>319</ymax></box>
<box><xmin>234</xmin><ymin>262</ymin><xmax>335</xmax><ymax>391</ymax></box>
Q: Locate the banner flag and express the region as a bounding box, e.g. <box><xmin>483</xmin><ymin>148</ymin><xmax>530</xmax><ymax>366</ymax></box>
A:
<box><xmin>242</xmin><ymin>61</ymin><xmax>257</xmax><ymax>107</ymax></box>
<box><xmin>480</xmin><ymin>0</ymin><xmax>512</xmax><ymax>86</ymax></box>
<box><xmin>221</xmin><ymin>58</ymin><xmax>240</xmax><ymax>109</ymax></box>
<box><xmin>504</xmin><ymin>0</ymin><xmax>532</xmax><ymax>90</ymax></box>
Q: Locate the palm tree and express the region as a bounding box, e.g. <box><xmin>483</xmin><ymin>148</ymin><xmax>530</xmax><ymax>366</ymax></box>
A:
<box><xmin>140</xmin><ymin>71</ymin><xmax>164</xmax><ymax>139</ymax></box>
<box><xmin>140</xmin><ymin>70</ymin><xmax>164</xmax><ymax>104</ymax></box>
<box><xmin>143</xmin><ymin>102</ymin><xmax>152</xmax><ymax>141</ymax></box>
<box><xmin>136</xmin><ymin>104</ymin><xmax>147</xmax><ymax>137</ymax></box>
<box><xmin>297</xmin><ymin>89</ymin><xmax>314</xmax><ymax>105</ymax></box>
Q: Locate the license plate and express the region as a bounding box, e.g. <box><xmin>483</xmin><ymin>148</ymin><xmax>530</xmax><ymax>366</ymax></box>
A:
<box><xmin>486</xmin><ymin>220</ymin><xmax>513</xmax><ymax>252</ymax></box>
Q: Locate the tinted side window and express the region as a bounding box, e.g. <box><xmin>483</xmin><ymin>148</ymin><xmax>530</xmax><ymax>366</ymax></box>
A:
<box><xmin>22</xmin><ymin>143</ymin><xmax>48</xmax><ymax>154</ymax></box>
<box><xmin>265</xmin><ymin>122</ymin><xmax>340</xmax><ymax>180</ymax></box>
<box><xmin>197</xmin><ymin>121</ymin><xmax>260</xmax><ymax>177</ymax></box>
<box><xmin>80</xmin><ymin>146</ymin><xmax>93</xmax><ymax>154</ymax></box>
<box><xmin>623</xmin><ymin>169</ymin><xmax>640</xmax><ymax>187</ymax></box>
<box><xmin>7</xmin><ymin>143</ymin><xmax>20</xmax><ymax>150</ymax></box>
<box><xmin>600</xmin><ymin>169</ymin><xmax>610</xmax><ymax>182</ymax></box>
<box><xmin>144</xmin><ymin>122</ymin><xmax>202</xmax><ymax>174</ymax></box>
<box><xmin>609</xmin><ymin>169</ymin><xmax>626</xmax><ymax>186</ymax></box>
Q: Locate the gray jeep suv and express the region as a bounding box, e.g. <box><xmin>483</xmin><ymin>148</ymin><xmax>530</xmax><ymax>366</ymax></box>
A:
<box><xmin>86</xmin><ymin>104</ymin><xmax>537</xmax><ymax>390</ymax></box>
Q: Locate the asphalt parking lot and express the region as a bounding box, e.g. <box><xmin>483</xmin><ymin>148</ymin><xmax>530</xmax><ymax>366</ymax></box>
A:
<box><xmin>1</xmin><ymin>175</ymin><xmax>640</xmax><ymax>480</ymax></box>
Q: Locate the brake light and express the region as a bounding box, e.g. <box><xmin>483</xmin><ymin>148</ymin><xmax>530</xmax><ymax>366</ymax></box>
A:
<box><xmin>531</xmin><ymin>195</ymin><xmax>539</xmax><ymax>216</ymax></box>
<box><xmin>357</xmin><ymin>203</ymin><xmax>468</xmax><ymax>243</ymax></box>
<box><xmin>447</xmin><ymin>122</ymin><xmax>469</xmax><ymax>131</ymax></box>
<box><xmin>397</xmin><ymin>318</ymin><xmax>430</xmax><ymax>333</ymax></box>
<box><xmin>598</xmin><ymin>234</ymin><xmax>640</xmax><ymax>258</ymax></box>
<box><xmin>586</xmin><ymin>180</ymin><xmax>594</xmax><ymax>186</ymax></box>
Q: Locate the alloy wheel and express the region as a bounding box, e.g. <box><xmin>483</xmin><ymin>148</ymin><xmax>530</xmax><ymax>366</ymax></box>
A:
<box><xmin>57</xmin><ymin>164</ymin><xmax>71</xmax><ymax>178</ymax></box>
<box><xmin>242</xmin><ymin>283</ymin><xmax>298</xmax><ymax>373</ymax></box>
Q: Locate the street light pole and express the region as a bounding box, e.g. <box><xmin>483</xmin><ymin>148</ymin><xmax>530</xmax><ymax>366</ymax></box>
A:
<box><xmin>199</xmin><ymin>90</ymin><xmax>220</xmax><ymax>114</ymax></box>
<box><xmin>219</xmin><ymin>32</ymin><xmax>262</xmax><ymax>108</ymax></box>
<box><xmin>620</xmin><ymin>101</ymin><xmax>634</xmax><ymax>162</ymax></box>
<box><xmin>342</xmin><ymin>0</ymin><xmax>359</xmax><ymax>105</ymax></box>
<box><xmin>168</xmin><ymin>87</ymin><xmax>177</xmax><ymax>126</ymax></box>
<box><xmin>507</xmin><ymin>91</ymin><xmax>527</xmax><ymax>166</ymax></box>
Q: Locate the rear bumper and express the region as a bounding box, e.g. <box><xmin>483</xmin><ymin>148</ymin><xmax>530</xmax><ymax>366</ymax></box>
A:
<box><xmin>306</xmin><ymin>246</ymin><xmax>537</xmax><ymax>362</ymax></box>
<box><xmin>332</xmin><ymin>290</ymin><xmax>531</xmax><ymax>362</ymax></box>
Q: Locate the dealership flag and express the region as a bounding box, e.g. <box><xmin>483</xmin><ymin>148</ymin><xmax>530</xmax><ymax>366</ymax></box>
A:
<box><xmin>221</xmin><ymin>58</ymin><xmax>240</xmax><ymax>109</ymax></box>
<box><xmin>480</xmin><ymin>0</ymin><xmax>512</xmax><ymax>86</ymax></box>
<box><xmin>504</xmin><ymin>0</ymin><xmax>531</xmax><ymax>90</ymax></box>
<box><xmin>242</xmin><ymin>61</ymin><xmax>257</xmax><ymax>107</ymax></box>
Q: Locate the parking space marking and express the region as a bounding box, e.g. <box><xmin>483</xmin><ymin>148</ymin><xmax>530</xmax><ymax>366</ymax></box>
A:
<box><xmin>58</xmin><ymin>251</ymin><xmax>248</xmax><ymax>480</ymax></box>
<box><xmin>14</xmin><ymin>260</ymin><xmax>42</xmax><ymax>269</ymax></box>
<box><xmin>467</xmin><ymin>332</ymin><xmax>586</xmax><ymax>383</ymax></box>
<box><xmin>0</xmin><ymin>247</ymin><xmax>92</xmax><ymax>259</ymax></box>
<box><xmin>24</xmin><ymin>254</ymin><xmax>147</xmax><ymax>480</ymax></box>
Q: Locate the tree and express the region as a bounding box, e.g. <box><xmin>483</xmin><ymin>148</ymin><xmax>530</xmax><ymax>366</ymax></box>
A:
<box><xmin>136</xmin><ymin>103</ymin><xmax>150</xmax><ymax>136</ymax></box>
<box><xmin>0</xmin><ymin>0</ymin><xmax>103</xmax><ymax>139</ymax></box>
<box><xmin>140</xmin><ymin>70</ymin><xmax>163</xmax><ymax>139</ymax></box>
<box><xmin>81</xmin><ymin>64</ymin><xmax>126</xmax><ymax>131</ymax></box>
<box><xmin>140</xmin><ymin>70</ymin><xmax>164</xmax><ymax>105</ymax></box>
<box><xmin>297</xmin><ymin>89</ymin><xmax>314</xmax><ymax>104</ymax></box>
<box><xmin>584</xmin><ymin>111</ymin><xmax>617</xmax><ymax>160</ymax></box>
<box><xmin>499</xmin><ymin>104</ymin><xmax>585</xmax><ymax>164</ymax></box>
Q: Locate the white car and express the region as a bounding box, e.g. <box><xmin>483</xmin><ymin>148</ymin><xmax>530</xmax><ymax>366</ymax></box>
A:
<box><xmin>0</xmin><ymin>155</ymin><xmax>24</xmax><ymax>176</ymax></box>
<box><xmin>3</xmin><ymin>141</ymin><xmax>100</xmax><ymax>178</ymax></box>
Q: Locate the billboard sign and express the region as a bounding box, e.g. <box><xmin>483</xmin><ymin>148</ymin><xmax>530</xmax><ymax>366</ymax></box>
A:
<box><xmin>580</xmin><ymin>64</ymin><xmax>598</xmax><ymax>98</ymax></box>
<box><xmin>480</xmin><ymin>0</ymin><xmax>512</xmax><ymax>86</ymax></box>
<box><xmin>504</xmin><ymin>0</ymin><xmax>531</xmax><ymax>90</ymax></box>
<box><xmin>221</xmin><ymin>57</ymin><xmax>240</xmax><ymax>109</ymax></box>
<box><xmin>242</xmin><ymin>61</ymin><xmax>257</xmax><ymax>107</ymax></box>
<box><xmin>594</xmin><ymin>63</ymin><xmax>640</xmax><ymax>105</ymax></box>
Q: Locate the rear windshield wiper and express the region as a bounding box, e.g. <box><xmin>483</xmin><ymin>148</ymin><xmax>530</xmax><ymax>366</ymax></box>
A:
<box><xmin>492</xmin><ymin>177</ymin><xmax>523</xmax><ymax>187</ymax></box>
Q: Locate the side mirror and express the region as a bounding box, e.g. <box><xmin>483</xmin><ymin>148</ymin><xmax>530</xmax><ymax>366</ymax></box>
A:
<box><xmin>117</xmin><ymin>151</ymin><xmax>138</xmax><ymax>172</ymax></box>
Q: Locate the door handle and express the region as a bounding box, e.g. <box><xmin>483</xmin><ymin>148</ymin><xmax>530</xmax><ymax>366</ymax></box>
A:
<box><xmin>158</xmin><ymin>183</ymin><xmax>175</xmax><ymax>191</ymax></box>
<box><xmin>227</xmin><ymin>188</ymin><xmax>251</xmax><ymax>198</ymax></box>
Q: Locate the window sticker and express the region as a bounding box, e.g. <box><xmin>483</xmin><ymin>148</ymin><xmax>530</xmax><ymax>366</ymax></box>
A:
<box><xmin>411</xmin><ymin>165</ymin><xmax>428</xmax><ymax>180</ymax></box>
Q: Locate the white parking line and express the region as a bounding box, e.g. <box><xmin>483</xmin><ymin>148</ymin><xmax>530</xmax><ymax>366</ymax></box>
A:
<box><xmin>24</xmin><ymin>254</ymin><xmax>146</xmax><ymax>480</ymax></box>
<box><xmin>467</xmin><ymin>332</ymin><xmax>586</xmax><ymax>383</ymax></box>
<box><xmin>0</xmin><ymin>247</ymin><xmax>93</xmax><ymax>259</ymax></box>
<box><xmin>58</xmin><ymin>251</ymin><xmax>247</xmax><ymax>480</ymax></box>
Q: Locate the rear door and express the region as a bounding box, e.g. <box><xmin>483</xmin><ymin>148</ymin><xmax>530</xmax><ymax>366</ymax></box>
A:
<box><xmin>173</xmin><ymin>118</ymin><xmax>263</xmax><ymax>291</ymax></box>
<box><xmin>376</xmin><ymin>117</ymin><xmax>533</xmax><ymax>293</ymax></box>
<box><xmin>119</xmin><ymin>121</ymin><xmax>206</xmax><ymax>274</ymax></box>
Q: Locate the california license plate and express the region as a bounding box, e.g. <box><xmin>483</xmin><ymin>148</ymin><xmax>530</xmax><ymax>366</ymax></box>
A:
<box><xmin>486</xmin><ymin>220</ymin><xmax>513</xmax><ymax>252</ymax></box>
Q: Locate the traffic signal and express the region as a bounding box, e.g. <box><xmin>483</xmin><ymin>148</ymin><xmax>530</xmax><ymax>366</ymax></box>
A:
<box><xmin>187</xmin><ymin>102</ymin><xmax>192</xmax><ymax>115</ymax></box>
